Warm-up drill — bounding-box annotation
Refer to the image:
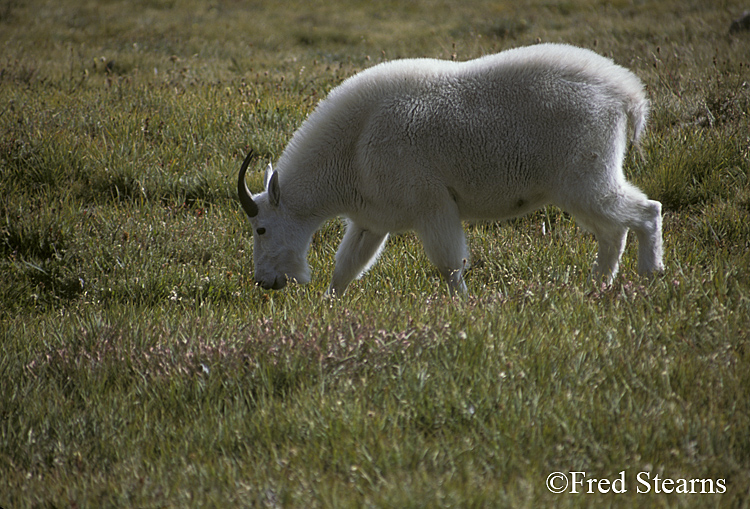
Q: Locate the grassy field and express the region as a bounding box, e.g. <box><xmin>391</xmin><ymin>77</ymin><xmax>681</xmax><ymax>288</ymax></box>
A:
<box><xmin>2</xmin><ymin>0</ymin><xmax>749</xmax><ymax>506</ymax></box>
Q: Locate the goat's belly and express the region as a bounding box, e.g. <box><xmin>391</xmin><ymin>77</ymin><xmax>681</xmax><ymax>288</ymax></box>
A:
<box><xmin>454</xmin><ymin>190</ymin><xmax>548</xmax><ymax>221</ymax></box>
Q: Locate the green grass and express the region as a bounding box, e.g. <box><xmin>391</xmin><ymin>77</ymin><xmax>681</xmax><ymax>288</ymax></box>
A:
<box><xmin>2</xmin><ymin>0</ymin><xmax>749</xmax><ymax>506</ymax></box>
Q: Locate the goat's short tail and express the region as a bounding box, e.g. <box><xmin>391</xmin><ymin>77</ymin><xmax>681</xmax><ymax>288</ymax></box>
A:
<box><xmin>628</xmin><ymin>96</ymin><xmax>650</xmax><ymax>146</ymax></box>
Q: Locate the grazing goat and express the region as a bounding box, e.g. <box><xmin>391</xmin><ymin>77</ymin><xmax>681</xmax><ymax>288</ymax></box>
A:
<box><xmin>238</xmin><ymin>43</ymin><xmax>664</xmax><ymax>295</ymax></box>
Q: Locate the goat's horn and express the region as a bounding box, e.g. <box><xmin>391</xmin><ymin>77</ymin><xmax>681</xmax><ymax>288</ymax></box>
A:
<box><xmin>237</xmin><ymin>150</ymin><xmax>259</xmax><ymax>218</ymax></box>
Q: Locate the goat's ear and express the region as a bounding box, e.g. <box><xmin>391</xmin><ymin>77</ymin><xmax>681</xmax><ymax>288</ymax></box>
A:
<box><xmin>263</xmin><ymin>163</ymin><xmax>273</xmax><ymax>189</ymax></box>
<box><xmin>268</xmin><ymin>170</ymin><xmax>280</xmax><ymax>207</ymax></box>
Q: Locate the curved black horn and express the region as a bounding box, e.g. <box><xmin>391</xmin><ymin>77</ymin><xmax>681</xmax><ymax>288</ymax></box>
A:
<box><xmin>237</xmin><ymin>150</ymin><xmax>259</xmax><ymax>218</ymax></box>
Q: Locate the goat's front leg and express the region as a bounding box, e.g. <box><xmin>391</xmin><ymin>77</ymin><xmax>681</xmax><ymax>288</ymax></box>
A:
<box><xmin>327</xmin><ymin>223</ymin><xmax>388</xmax><ymax>297</ymax></box>
<box><xmin>416</xmin><ymin>209</ymin><xmax>470</xmax><ymax>295</ymax></box>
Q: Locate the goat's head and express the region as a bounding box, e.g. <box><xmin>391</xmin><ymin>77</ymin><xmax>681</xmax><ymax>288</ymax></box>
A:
<box><xmin>237</xmin><ymin>151</ymin><xmax>311</xmax><ymax>290</ymax></box>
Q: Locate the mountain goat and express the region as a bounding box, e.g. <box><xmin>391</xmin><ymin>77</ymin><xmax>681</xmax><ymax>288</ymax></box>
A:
<box><xmin>238</xmin><ymin>43</ymin><xmax>664</xmax><ymax>295</ymax></box>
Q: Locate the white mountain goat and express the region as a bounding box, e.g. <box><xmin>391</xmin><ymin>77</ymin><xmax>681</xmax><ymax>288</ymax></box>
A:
<box><xmin>237</xmin><ymin>43</ymin><xmax>664</xmax><ymax>295</ymax></box>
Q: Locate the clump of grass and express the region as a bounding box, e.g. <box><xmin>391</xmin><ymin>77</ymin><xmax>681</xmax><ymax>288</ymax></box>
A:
<box><xmin>639</xmin><ymin>127</ymin><xmax>748</xmax><ymax>210</ymax></box>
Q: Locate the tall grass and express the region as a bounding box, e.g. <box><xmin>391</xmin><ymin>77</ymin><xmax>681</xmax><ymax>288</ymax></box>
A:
<box><xmin>2</xmin><ymin>0</ymin><xmax>749</xmax><ymax>506</ymax></box>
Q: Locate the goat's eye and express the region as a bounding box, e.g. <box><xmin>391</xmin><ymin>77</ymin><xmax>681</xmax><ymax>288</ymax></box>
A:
<box><xmin>256</xmin><ymin>227</ymin><xmax>266</xmax><ymax>235</ymax></box>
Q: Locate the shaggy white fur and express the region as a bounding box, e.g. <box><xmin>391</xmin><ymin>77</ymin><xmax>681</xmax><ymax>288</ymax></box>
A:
<box><xmin>238</xmin><ymin>43</ymin><xmax>664</xmax><ymax>295</ymax></box>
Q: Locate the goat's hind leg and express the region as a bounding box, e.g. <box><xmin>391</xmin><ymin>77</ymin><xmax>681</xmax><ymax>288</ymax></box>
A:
<box><xmin>610</xmin><ymin>183</ymin><xmax>664</xmax><ymax>277</ymax></box>
<box><xmin>570</xmin><ymin>182</ymin><xmax>664</xmax><ymax>284</ymax></box>
<box><xmin>327</xmin><ymin>222</ymin><xmax>388</xmax><ymax>296</ymax></box>
<box><xmin>632</xmin><ymin>199</ymin><xmax>664</xmax><ymax>276</ymax></box>
<box><xmin>592</xmin><ymin>223</ymin><xmax>629</xmax><ymax>284</ymax></box>
<box><xmin>570</xmin><ymin>207</ymin><xmax>627</xmax><ymax>284</ymax></box>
